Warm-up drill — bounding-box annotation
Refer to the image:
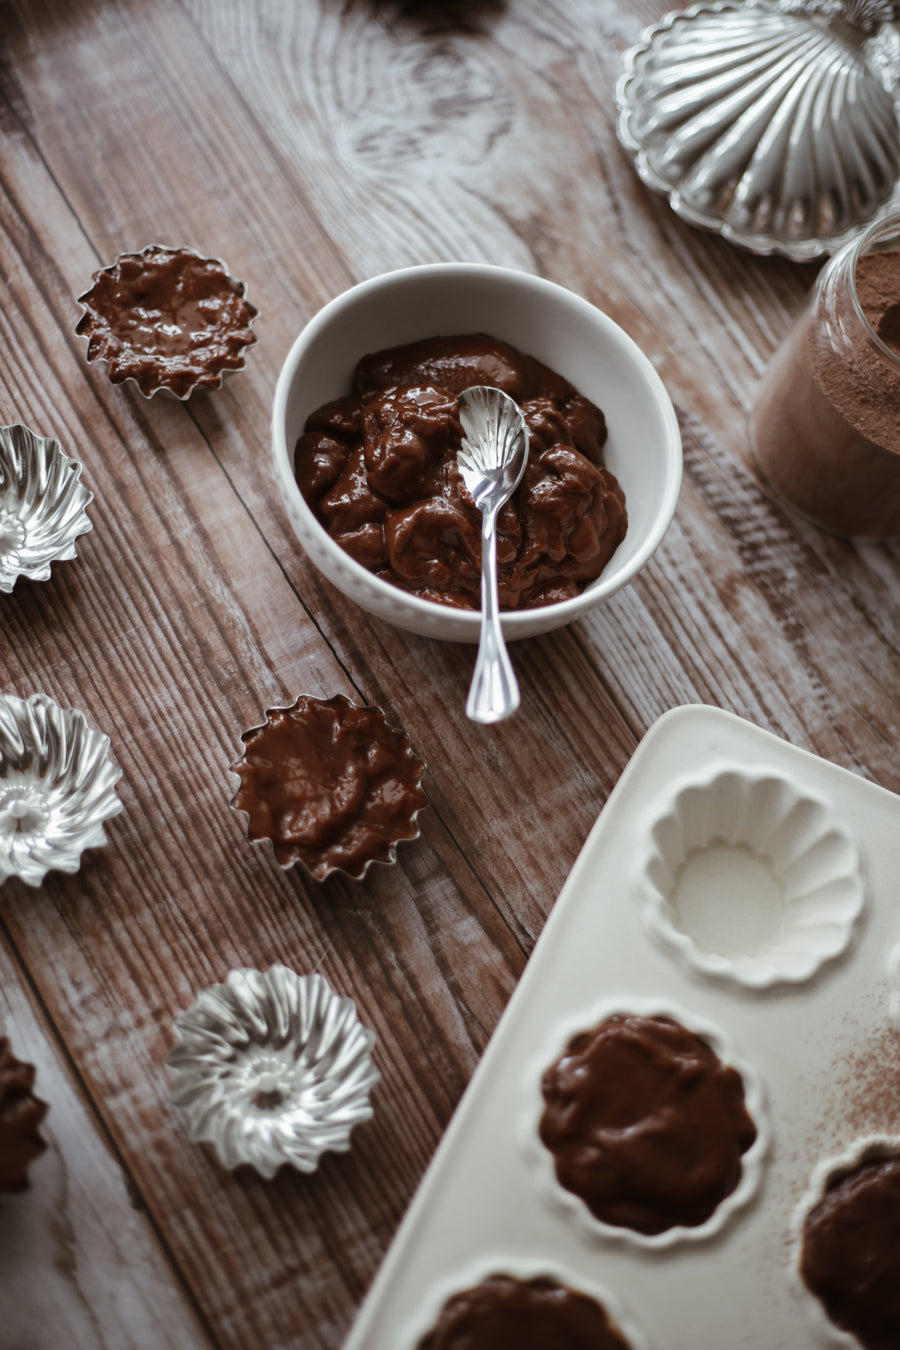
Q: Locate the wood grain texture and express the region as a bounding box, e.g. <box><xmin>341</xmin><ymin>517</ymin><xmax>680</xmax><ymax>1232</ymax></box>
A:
<box><xmin>0</xmin><ymin>0</ymin><xmax>898</xmax><ymax>1346</ymax></box>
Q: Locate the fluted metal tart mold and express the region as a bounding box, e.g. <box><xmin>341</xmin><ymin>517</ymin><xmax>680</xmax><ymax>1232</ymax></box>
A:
<box><xmin>167</xmin><ymin>966</ymin><xmax>379</xmax><ymax>1178</ymax></box>
<box><xmin>76</xmin><ymin>243</ymin><xmax>258</xmax><ymax>400</ymax></box>
<box><xmin>0</xmin><ymin>425</ymin><xmax>92</xmax><ymax>593</ymax></box>
<box><xmin>616</xmin><ymin>0</ymin><xmax>900</xmax><ymax>259</ymax></box>
<box><xmin>0</xmin><ymin>693</ymin><xmax>123</xmax><ymax>887</ymax></box>
<box><xmin>636</xmin><ymin>765</ymin><xmax>866</xmax><ymax>988</ymax></box>
<box><xmin>230</xmin><ymin>694</ymin><xmax>428</xmax><ymax>882</ymax></box>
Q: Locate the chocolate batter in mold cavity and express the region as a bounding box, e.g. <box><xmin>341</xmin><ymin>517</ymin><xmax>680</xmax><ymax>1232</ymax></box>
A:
<box><xmin>402</xmin><ymin>1257</ymin><xmax>650</xmax><ymax>1350</ymax></box>
<box><xmin>523</xmin><ymin>998</ymin><xmax>769</xmax><ymax>1251</ymax></box>
<box><xmin>635</xmin><ymin>767</ymin><xmax>866</xmax><ymax>989</ymax></box>
<box><xmin>790</xmin><ymin>1136</ymin><xmax>900</xmax><ymax>1350</ymax></box>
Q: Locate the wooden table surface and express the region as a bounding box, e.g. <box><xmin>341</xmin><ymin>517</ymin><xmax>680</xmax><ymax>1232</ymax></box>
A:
<box><xmin>1</xmin><ymin>2</ymin><xmax>898</xmax><ymax>1347</ymax></box>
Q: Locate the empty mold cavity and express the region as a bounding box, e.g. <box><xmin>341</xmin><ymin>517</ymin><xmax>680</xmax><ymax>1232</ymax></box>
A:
<box><xmin>637</xmin><ymin>768</ymin><xmax>866</xmax><ymax>989</ymax></box>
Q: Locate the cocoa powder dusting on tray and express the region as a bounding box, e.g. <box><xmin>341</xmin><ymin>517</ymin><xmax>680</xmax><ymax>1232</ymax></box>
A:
<box><xmin>827</xmin><ymin>1023</ymin><xmax>900</xmax><ymax>1138</ymax></box>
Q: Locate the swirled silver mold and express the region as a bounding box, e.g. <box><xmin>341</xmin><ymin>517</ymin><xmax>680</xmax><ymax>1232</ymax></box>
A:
<box><xmin>167</xmin><ymin>966</ymin><xmax>379</xmax><ymax>1177</ymax></box>
<box><xmin>616</xmin><ymin>0</ymin><xmax>900</xmax><ymax>259</ymax></box>
<box><xmin>0</xmin><ymin>693</ymin><xmax>123</xmax><ymax>887</ymax></box>
<box><xmin>0</xmin><ymin>425</ymin><xmax>92</xmax><ymax>593</ymax></box>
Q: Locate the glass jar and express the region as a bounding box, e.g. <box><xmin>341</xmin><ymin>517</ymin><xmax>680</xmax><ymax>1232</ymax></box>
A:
<box><xmin>749</xmin><ymin>212</ymin><xmax>900</xmax><ymax>538</ymax></box>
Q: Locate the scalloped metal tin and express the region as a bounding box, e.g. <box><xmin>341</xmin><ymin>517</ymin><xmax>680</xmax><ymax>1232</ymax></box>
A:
<box><xmin>635</xmin><ymin>765</ymin><xmax>867</xmax><ymax>989</ymax></box>
<box><xmin>616</xmin><ymin>0</ymin><xmax>900</xmax><ymax>260</ymax></box>
<box><xmin>76</xmin><ymin>243</ymin><xmax>258</xmax><ymax>400</ymax></box>
<box><xmin>0</xmin><ymin>425</ymin><xmax>92</xmax><ymax>593</ymax></box>
<box><xmin>167</xmin><ymin>966</ymin><xmax>379</xmax><ymax>1178</ymax></box>
<box><xmin>230</xmin><ymin>694</ymin><xmax>428</xmax><ymax>882</ymax></box>
<box><xmin>522</xmin><ymin>996</ymin><xmax>770</xmax><ymax>1253</ymax></box>
<box><xmin>0</xmin><ymin>693</ymin><xmax>123</xmax><ymax>887</ymax></box>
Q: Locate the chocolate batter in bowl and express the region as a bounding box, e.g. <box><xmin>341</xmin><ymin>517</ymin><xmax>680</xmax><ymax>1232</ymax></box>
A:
<box><xmin>294</xmin><ymin>333</ymin><xmax>627</xmax><ymax>612</ymax></box>
<box><xmin>272</xmin><ymin>264</ymin><xmax>682</xmax><ymax>642</ymax></box>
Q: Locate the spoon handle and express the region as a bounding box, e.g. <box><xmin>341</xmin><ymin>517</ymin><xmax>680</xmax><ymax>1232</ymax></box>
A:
<box><xmin>466</xmin><ymin>505</ymin><xmax>520</xmax><ymax>724</ymax></box>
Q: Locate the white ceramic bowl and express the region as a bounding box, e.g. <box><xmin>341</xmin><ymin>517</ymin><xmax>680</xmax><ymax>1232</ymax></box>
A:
<box><xmin>272</xmin><ymin>264</ymin><xmax>682</xmax><ymax>642</ymax></box>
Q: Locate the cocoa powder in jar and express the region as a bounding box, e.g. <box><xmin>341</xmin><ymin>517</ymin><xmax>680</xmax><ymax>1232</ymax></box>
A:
<box><xmin>751</xmin><ymin>250</ymin><xmax>900</xmax><ymax>538</ymax></box>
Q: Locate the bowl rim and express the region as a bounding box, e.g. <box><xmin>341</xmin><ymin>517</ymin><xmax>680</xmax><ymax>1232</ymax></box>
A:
<box><xmin>272</xmin><ymin>262</ymin><xmax>682</xmax><ymax>634</ymax></box>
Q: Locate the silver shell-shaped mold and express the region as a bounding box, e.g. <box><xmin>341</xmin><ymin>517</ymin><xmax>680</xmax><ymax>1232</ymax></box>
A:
<box><xmin>0</xmin><ymin>693</ymin><xmax>123</xmax><ymax>887</ymax></box>
<box><xmin>0</xmin><ymin>425</ymin><xmax>92</xmax><ymax>592</ymax></box>
<box><xmin>636</xmin><ymin>766</ymin><xmax>866</xmax><ymax>989</ymax></box>
<box><xmin>616</xmin><ymin>0</ymin><xmax>900</xmax><ymax>260</ymax></box>
<box><xmin>167</xmin><ymin>966</ymin><xmax>379</xmax><ymax>1178</ymax></box>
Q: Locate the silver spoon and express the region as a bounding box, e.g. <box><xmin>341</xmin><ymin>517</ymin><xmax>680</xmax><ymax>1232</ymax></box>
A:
<box><xmin>457</xmin><ymin>385</ymin><xmax>530</xmax><ymax>724</ymax></box>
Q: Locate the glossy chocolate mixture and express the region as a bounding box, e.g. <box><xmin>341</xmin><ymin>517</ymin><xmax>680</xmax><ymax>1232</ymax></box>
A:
<box><xmin>77</xmin><ymin>246</ymin><xmax>257</xmax><ymax>397</ymax></box>
<box><xmin>415</xmin><ymin>1273</ymin><xmax>632</xmax><ymax>1350</ymax></box>
<box><xmin>539</xmin><ymin>1013</ymin><xmax>757</xmax><ymax>1235</ymax></box>
<box><xmin>231</xmin><ymin>694</ymin><xmax>427</xmax><ymax>880</ymax></box>
<box><xmin>0</xmin><ymin>1037</ymin><xmax>47</xmax><ymax>1192</ymax></box>
<box><xmin>294</xmin><ymin>334</ymin><xmax>627</xmax><ymax>610</ymax></box>
<box><xmin>800</xmin><ymin>1155</ymin><xmax>900</xmax><ymax>1350</ymax></box>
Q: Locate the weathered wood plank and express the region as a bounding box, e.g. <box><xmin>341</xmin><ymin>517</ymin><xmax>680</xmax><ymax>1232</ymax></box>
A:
<box><xmin>0</xmin><ymin>937</ymin><xmax>213</xmax><ymax>1350</ymax></box>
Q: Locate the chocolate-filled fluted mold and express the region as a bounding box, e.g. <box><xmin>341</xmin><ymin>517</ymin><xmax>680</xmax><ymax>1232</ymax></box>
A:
<box><xmin>76</xmin><ymin>244</ymin><xmax>257</xmax><ymax>399</ymax></box>
<box><xmin>526</xmin><ymin>999</ymin><xmax>769</xmax><ymax>1251</ymax></box>
<box><xmin>792</xmin><ymin>1136</ymin><xmax>900</xmax><ymax>1350</ymax></box>
<box><xmin>230</xmin><ymin>694</ymin><xmax>428</xmax><ymax>881</ymax></box>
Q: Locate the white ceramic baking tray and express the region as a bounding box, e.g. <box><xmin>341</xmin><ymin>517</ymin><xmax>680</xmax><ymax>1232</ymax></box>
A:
<box><xmin>344</xmin><ymin>704</ymin><xmax>900</xmax><ymax>1349</ymax></box>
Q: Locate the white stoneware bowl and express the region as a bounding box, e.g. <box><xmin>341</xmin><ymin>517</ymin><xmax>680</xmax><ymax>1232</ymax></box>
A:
<box><xmin>272</xmin><ymin>264</ymin><xmax>682</xmax><ymax>642</ymax></box>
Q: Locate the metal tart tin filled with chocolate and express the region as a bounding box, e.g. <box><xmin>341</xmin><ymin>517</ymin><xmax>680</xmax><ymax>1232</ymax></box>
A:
<box><xmin>230</xmin><ymin>694</ymin><xmax>428</xmax><ymax>881</ymax></box>
<box><xmin>76</xmin><ymin>244</ymin><xmax>258</xmax><ymax>399</ymax></box>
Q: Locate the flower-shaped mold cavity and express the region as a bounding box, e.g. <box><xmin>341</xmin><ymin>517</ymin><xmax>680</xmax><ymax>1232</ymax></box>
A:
<box><xmin>0</xmin><ymin>425</ymin><xmax>92</xmax><ymax>593</ymax></box>
<box><xmin>524</xmin><ymin>998</ymin><xmax>769</xmax><ymax>1252</ymax></box>
<box><xmin>167</xmin><ymin>966</ymin><xmax>379</xmax><ymax>1177</ymax></box>
<box><xmin>402</xmin><ymin>1259</ymin><xmax>649</xmax><ymax>1350</ymax></box>
<box><xmin>790</xmin><ymin>1135</ymin><xmax>900</xmax><ymax>1349</ymax></box>
<box><xmin>230</xmin><ymin>694</ymin><xmax>428</xmax><ymax>881</ymax></box>
<box><xmin>636</xmin><ymin>766</ymin><xmax>866</xmax><ymax>989</ymax></box>
<box><xmin>0</xmin><ymin>693</ymin><xmax>123</xmax><ymax>887</ymax></box>
<box><xmin>616</xmin><ymin>0</ymin><xmax>900</xmax><ymax>260</ymax></box>
<box><xmin>76</xmin><ymin>244</ymin><xmax>258</xmax><ymax>399</ymax></box>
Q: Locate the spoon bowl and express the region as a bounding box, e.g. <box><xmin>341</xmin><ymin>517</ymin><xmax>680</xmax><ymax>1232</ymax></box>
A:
<box><xmin>457</xmin><ymin>385</ymin><xmax>530</xmax><ymax>724</ymax></box>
